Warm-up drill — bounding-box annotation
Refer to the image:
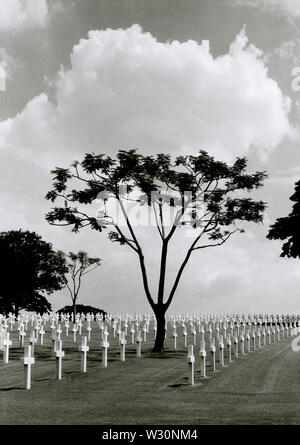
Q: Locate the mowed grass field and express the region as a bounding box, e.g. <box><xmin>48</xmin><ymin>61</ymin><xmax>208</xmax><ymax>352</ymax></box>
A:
<box><xmin>1</xmin><ymin>321</ymin><xmax>300</xmax><ymax>425</ymax></box>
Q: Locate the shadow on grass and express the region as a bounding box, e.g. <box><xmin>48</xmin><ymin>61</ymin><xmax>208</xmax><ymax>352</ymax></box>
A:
<box><xmin>168</xmin><ymin>383</ymin><xmax>202</xmax><ymax>388</ymax></box>
<box><xmin>35</xmin><ymin>378</ymin><xmax>52</xmax><ymax>382</ymax></box>
<box><xmin>145</xmin><ymin>350</ymin><xmax>185</xmax><ymax>359</ymax></box>
<box><xmin>0</xmin><ymin>387</ymin><xmax>23</xmax><ymax>391</ymax></box>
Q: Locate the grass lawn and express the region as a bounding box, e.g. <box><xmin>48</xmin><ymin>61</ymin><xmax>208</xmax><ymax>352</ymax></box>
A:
<box><xmin>0</xmin><ymin>320</ymin><xmax>300</xmax><ymax>425</ymax></box>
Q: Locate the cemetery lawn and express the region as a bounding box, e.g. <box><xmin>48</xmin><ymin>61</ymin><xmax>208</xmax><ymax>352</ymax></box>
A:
<box><xmin>0</xmin><ymin>327</ymin><xmax>300</xmax><ymax>425</ymax></box>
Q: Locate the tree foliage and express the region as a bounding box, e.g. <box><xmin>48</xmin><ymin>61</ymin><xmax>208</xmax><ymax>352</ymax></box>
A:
<box><xmin>267</xmin><ymin>179</ymin><xmax>300</xmax><ymax>258</ymax></box>
<box><xmin>0</xmin><ymin>230</ymin><xmax>67</xmax><ymax>315</ymax></box>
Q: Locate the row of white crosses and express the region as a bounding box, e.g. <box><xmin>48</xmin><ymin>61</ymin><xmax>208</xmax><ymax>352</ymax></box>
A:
<box><xmin>0</xmin><ymin>311</ymin><xmax>102</xmax><ymax>390</ymax></box>
<box><xmin>0</xmin><ymin>311</ymin><xmax>151</xmax><ymax>389</ymax></box>
<box><xmin>1</xmin><ymin>311</ymin><xmax>300</xmax><ymax>390</ymax></box>
<box><xmin>181</xmin><ymin>313</ymin><xmax>300</xmax><ymax>386</ymax></box>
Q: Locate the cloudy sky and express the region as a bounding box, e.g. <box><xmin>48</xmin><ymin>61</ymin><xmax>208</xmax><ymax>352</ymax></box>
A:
<box><xmin>1</xmin><ymin>0</ymin><xmax>300</xmax><ymax>315</ymax></box>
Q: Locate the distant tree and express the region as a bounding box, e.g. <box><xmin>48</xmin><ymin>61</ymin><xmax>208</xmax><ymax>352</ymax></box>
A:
<box><xmin>0</xmin><ymin>230</ymin><xmax>67</xmax><ymax>316</ymax></box>
<box><xmin>267</xmin><ymin>179</ymin><xmax>300</xmax><ymax>257</ymax></box>
<box><xmin>62</xmin><ymin>251</ymin><xmax>101</xmax><ymax>319</ymax></box>
<box><xmin>46</xmin><ymin>149</ymin><xmax>267</xmax><ymax>351</ymax></box>
<box><xmin>57</xmin><ymin>304</ymin><xmax>106</xmax><ymax>317</ymax></box>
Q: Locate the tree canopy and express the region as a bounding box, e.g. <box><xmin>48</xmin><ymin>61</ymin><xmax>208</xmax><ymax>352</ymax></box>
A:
<box><xmin>0</xmin><ymin>230</ymin><xmax>67</xmax><ymax>315</ymax></box>
<box><xmin>267</xmin><ymin>179</ymin><xmax>300</xmax><ymax>258</ymax></box>
<box><xmin>57</xmin><ymin>304</ymin><xmax>106</xmax><ymax>316</ymax></box>
<box><xmin>46</xmin><ymin>149</ymin><xmax>267</xmax><ymax>350</ymax></box>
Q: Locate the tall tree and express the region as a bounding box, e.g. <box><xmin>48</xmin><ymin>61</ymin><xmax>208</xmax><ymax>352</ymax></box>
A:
<box><xmin>267</xmin><ymin>179</ymin><xmax>300</xmax><ymax>257</ymax></box>
<box><xmin>0</xmin><ymin>230</ymin><xmax>67</xmax><ymax>316</ymax></box>
<box><xmin>45</xmin><ymin>150</ymin><xmax>267</xmax><ymax>351</ymax></box>
<box><xmin>62</xmin><ymin>251</ymin><xmax>101</xmax><ymax>318</ymax></box>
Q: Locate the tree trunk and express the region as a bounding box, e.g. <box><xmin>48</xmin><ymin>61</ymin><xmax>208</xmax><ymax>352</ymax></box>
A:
<box><xmin>73</xmin><ymin>301</ymin><xmax>76</xmax><ymax>320</ymax></box>
<box><xmin>152</xmin><ymin>305</ymin><xmax>166</xmax><ymax>352</ymax></box>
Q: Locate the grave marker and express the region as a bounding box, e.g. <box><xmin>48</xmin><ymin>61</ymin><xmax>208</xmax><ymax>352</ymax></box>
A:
<box><xmin>218</xmin><ymin>335</ymin><xmax>224</xmax><ymax>367</ymax></box>
<box><xmin>79</xmin><ymin>336</ymin><xmax>89</xmax><ymax>373</ymax></box>
<box><xmin>234</xmin><ymin>334</ymin><xmax>238</xmax><ymax>359</ymax></box>
<box><xmin>3</xmin><ymin>332</ymin><xmax>12</xmax><ymax>364</ymax></box>
<box><xmin>21</xmin><ymin>344</ymin><xmax>35</xmax><ymax>390</ymax></box>
<box><xmin>136</xmin><ymin>330</ymin><xmax>142</xmax><ymax>358</ymax></box>
<box><xmin>55</xmin><ymin>340</ymin><xmax>65</xmax><ymax>380</ymax></box>
<box><xmin>227</xmin><ymin>335</ymin><xmax>232</xmax><ymax>362</ymax></box>
<box><xmin>101</xmin><ymin>328</ymin><xmax>109</xmax><ymax>368</ymax></box>
<box><xmin>199</xmin><ymin>340</ymin><xmax>206</xmax><ymax>378</ymax></box>
<box><xmin>210</xmin><ymin>337</ymin><xmax>216</xmax><ymax>371</ymax></box>
<box><xmin>39</xmin><ymin>325</ymin><xmax>45</xmax><ymax>346</ymax></box>
<box><xmin>187</xmin><ymin>344</ymin><xmax>195</xmax><ymax>385</ymax></box>
<box><xmin>120</xmin><ymin>331</ymin><xmax>127</xmax><ymax>362</ymax></box>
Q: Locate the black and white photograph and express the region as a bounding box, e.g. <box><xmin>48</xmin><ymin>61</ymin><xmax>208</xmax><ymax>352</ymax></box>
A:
<box><xmin>1</xmin><ymin>0</ymin><xmax>300</xmax><ymax>435</ymax></box>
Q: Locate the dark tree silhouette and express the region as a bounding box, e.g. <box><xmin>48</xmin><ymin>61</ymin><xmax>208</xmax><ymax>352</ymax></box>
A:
<box><xmin>45</xmin><ymin>149</ymin><xmax>267</xmax><ymax>351</ymax></box>
<box><xmin>57</xmin><ymin>304</ymin><xmax>106</xmax><ymax>317</ymax></box>
<box><xmin>0</xmin><ymin>230</ymin><xmax>67</xmax><ymax>316</ymax></box>
<box><xmin>267</xmin><ymin>179</ymin><xmax>300</xmax><ymax>257</ymax></box>
<box><xmin>62</xmin><ymin>251</ymin><xmax>101</xmax><ymax>319</ymax></box>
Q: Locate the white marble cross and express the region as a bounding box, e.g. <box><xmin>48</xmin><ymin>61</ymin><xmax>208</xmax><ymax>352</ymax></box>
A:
<box><xmin>51</xmin><ymin>329</ymin><xmax>57</xmax><ymax>352</ymax></box>
<box><xmin>173</xmin><ymin>327</ymin><xmax>177</xmax><ymax>350</ymax></box>
<box><xmin>136</xmin><ymin>330</ymin><xmax>142</xmax><ymax>358</ymax></box>
<box><xmin>3</xmin><ymin>332</ymin><xmax>12</xmax><ymax>364</ymax></box>
<box><xmin>9</xmin><ymin>317</ymin><xmax>15</xmax><ymax>332</ymax></box>
<box><xmin>73</xmin><ymin>324</ymin><xmax>78</xmax><ymax>342</ymax></box>
<box><xmin>199</xmin><ymin>340</ymin><xmax>206</xmax><ymax>378</ymax></box>
<box><xmin>200</xmin><ymin>326</ymin><xmax>205</xmax><ymax>343</ymax></box>
<box><xmin>183</xmin><ymin>326</ymin><xmax>187</xmax><ymax>347</ymax></box>
<box><xmin>131</xmin><ymin>325</ymin><xmax>135</xmax><ymax>344</ymax></box>
<box><xmin>21</xmin><ymin>344</ymin><xmax>35</xmax><ymax>390</ymax></box>
<box><xmin>65</xmin><ymin>321</ymin><xmax>69</xmax><ymax>337</ymax></box>
<box><xmin>55</xmin><ymin>340</ymin><xmax>65</xmax><ymax>380</ymax></box>
<box><xmin>262</xmin><ymin>329</ymin><xmax>266</xmax><ymax>346</ymax></box>
<box><xmin>257</xmin><ymin>330</ymin><xmax>261</xmax><ymax>349</ymax></box>
<box><xmin>119</xmin><ymin>331</ymin><xmax>127</xmax><ymax>362</ymax></box>
<box><xmin>240</xmin><ymin>335</ymin><xmax>245</xmax><ymax>355</ymax></box>
<box><xmin>20</xmin><ymin>324</ymin><xmax>27</xmax><ymax>346</ymax></box>
<box><xmin>210</xmin><ymin>337</ymin><xmax>216</xmax><ymax>371</ymax></box>
<box><xmin>251</xmin><ymin>330</ymin><xmax>256</xmax><ymax>350</ymax></box>
<box><xmin>113</xmin><ymin>321</ymin><xmax>117</xmax><ymax>338</ymax></box>
<box><xmin>226</xmin><ymin>334</ymin><xmax>232</xmax><ymax>363</ymax></box>
<box><xmin>272</xmin><ymin>326</ymin><xmax>276</xmax><ymax>343</ymax></box>
<box><xmin>187</xmin><ymin>344</ymin><xmax>195</xmax><ymax>385</ymax></box>
<box><xmin>101</xmin><ymin>328</ymin><xmax>109</xmax><ymax>368</ymax></box>
<box><xmin>192</xmin><ymin>326</ymin><xmax>197</xmax><ymax>346</ymax></box>
<box><xmin>277</xmin><ymin>325</ymin><xmax>280</xmax><ymax>342</ymax></box>
<box><xmin>218</xmin><ymin>335</ymin><xmax>224</xmax><ymax>367</ymax></box>
<box><xmin>143</xmin><ymin>324</ymin><xmax>147</xmax><ymax>342</ymax></box>
<box><xmin>86</xmin><ymin>322</ymin><xmax>92</xmax><ymax>342</ymax></box>
<box><xmin>79</xmin><ymin>335</ymin><xmax>89</xmax><ymax>373</ymax></box>
<box><xmin>56</xmin><ymin>324</ymin><xmax>62</xmax><ymax>341</ymax></box>
<box><xmin>39</xmin><ymin>325</ymin><xmax>45</xmax><ymax>346</ymax></box>
<box><xmin>234</xmin><ymin>334</ymin><xmax>239</xmax><ymax>358</ymax></box>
